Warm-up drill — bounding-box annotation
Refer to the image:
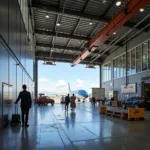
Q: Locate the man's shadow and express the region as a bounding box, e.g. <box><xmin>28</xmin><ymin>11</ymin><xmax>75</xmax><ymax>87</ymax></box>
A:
<box><xmin>65</xmin><ymin>111</ymin><xmax>69</xmax><ymax>129</ymax></box>
<box><xmin>70</xmin><ymin>111</ymin><xmax>76</xmax><ymax>128</ymax></box>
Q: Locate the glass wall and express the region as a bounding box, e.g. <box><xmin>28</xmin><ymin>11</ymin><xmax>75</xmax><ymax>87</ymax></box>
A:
<box><xmin>18</xmin><ymin>0</ymin><xmax>34</xmax><ymax>49</ymax></box>
<box><xmin>112</xmin><ymin>39</ymin><xmax>150</xmax><ymax>80</ymax></box>
<box><xmin>116</xmin><ymin>57</ymin><xmax>120</xmax><ymax>78</ymax></box>
<box><xmin>120</xmin><ymin>55</ymin><xmax>123</xmax><ymax>77</ymax></box>
<box><xmin>136</xmin><ymin>45</ymin><xmax>142</xmax><ymax>73</ymax></box>
<box><xmin>113</xmin><ymin>54</ymin><xmax>126</xmax><ymax>79</ymax></box>
<box><xmin>142</xmin><ymin>41</ymin><xmax>148</xmax><ymax>71</ymax></box>
<box><xmin>113</xmin><ymin>59</ymin><xmax>117</xmax><ymax>79</ymax></box>
<box><xmin>148</xmin><ymin>40</ymin><xmax>150</xmax><ymax>69</ymax></box>
<box><xmin>127</xmin><ymin>51</ymin><xmax>131</xmax><ymax>75</ymax></box>
<box><xmin>123</xmin><ymin>54</ymin><xmax>126</xmax><ymax>77</ymax></box>
<box><xmin>131</xmin><ymin>48</ymin><xmax>136</xmax><ymax>74</ymax></box>
<box><xmin>102</xmin><ymin>62</ymin><xmax>111</xmax><ymax>82</ymax></box>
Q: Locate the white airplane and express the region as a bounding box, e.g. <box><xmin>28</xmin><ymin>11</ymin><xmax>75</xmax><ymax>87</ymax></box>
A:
<box><xmin>68</xmin><ymin>83</ymin><xmax>88</xmax><ymax>100</ymax></box>
<box><xmin>60</xmin><ymin>83</ymin><xmax>89</xmax><ymax>103</ymax></box>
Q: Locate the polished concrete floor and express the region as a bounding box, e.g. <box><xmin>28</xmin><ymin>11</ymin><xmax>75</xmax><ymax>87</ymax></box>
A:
<box><xmin>1</xmin><ymin>103</ymin><xmax>150</xmax><ymax>150</ymax></box>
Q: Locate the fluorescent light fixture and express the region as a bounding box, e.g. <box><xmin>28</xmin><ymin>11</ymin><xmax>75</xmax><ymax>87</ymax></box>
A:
<box><xmin>116</xmin><ymin>1</ymin><xmax>121</xmax><ymax>6</ymax></box>
<box><xmin>86</xmin><ymin>64</ymin><xmax>96</xmax><ymax>69</ymax></box>
<box><xmin>89</xmin><ymin>22</ymin><xmax>93</xmax><ymax>25</ymax></box>
<box><xmin>113</xmin><ymin>32</ymin><xmax>116</xmax><ymax>35</ymax></box>
<box><xmin>43</xmin><ymin>61</ymin><xmax>56</xmax><ymax>66</ymax></box>
<box><xmin>102</xmin><ymin>0</ymin><xmax>107</xmax><ymax>4</ymax></box>
<box><xmin>46</xmin><ymin>15</ymin><xmax>49</xmax><ymax>19</ymax></box>
<box><xmin>140</xmin><ymin>8</ymin><xmax>144</xmax><ymax>12</ymax></box>
<box><xmin>56</xmin><ymin>23</ymin><xmax>61</xmax><ymax>26</ymax></box>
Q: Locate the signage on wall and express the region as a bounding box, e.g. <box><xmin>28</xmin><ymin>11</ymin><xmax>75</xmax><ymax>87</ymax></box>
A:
<box><xmin>121</xmin><ymin>83</ymin><xmax>136</xmax><ymax>94</ymax></box>
<box><xmin>142</xmin><ymin>76</ymin><xmax>150</xmax><ymax>81</ymax></box>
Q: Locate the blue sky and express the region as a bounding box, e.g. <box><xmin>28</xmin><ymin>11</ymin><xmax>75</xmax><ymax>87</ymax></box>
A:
<box><xmin>38</xmin><ymin>61</ymin><xmax>99</xmax><ymax>94</ymax></box>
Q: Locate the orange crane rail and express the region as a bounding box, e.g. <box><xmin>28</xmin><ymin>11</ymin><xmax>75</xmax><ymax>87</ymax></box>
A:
<box><xmin>72</xmin><ymin>0</ymin><xmax>149</xmax><ymax>66</ymax></box>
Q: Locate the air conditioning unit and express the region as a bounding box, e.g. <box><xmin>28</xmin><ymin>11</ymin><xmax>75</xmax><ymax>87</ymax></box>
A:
<box><xmin>43</xmin><ymin>61</ymin><xmax>56</xmax><ymax>66</ymax></box>
<box><xmin>85</xmin><ymin>64</ymin><xmax>96</xmax><ymax>69</ymax></box>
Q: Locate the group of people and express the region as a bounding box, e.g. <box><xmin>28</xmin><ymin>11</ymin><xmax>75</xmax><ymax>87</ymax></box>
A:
<box><xmin>91</xmin><ymin>97</ymin><xmax>106</xmax><ymax>105</ymax></box>
<box><xmin>65</xmin><ymin>94</ymin><xmax>76</xmax><ymax>111</ymax></box>
<box><xmin>14</xmin><ymin>84</ymin><xmax>77</xmax><ymax>127</ymax></box>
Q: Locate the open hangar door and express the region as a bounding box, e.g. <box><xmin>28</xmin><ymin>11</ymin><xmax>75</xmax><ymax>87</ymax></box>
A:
<box><xmin>32</xmin><ymin>0</ymin><xmax>150</xmax><ymax>104</ymax></box>
<box><xmin>36</xmin><ymin>60</ymin><xmax>100</xmax><ymax>104</ymax></box>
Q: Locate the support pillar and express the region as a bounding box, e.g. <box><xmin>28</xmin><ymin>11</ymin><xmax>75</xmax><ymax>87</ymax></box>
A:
<box><xmin>34</xmin><ymin>58</ymin><xmax>38</xmax><ymax>100</ymax></box>
<box><xmin>100</xmin><ymin>65</ymin><xmax>102</xmax><ymax>88</ymax></box>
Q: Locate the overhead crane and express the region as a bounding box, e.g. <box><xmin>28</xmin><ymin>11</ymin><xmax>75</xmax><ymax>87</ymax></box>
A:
<box><xmin>72</xmin><ymin>0</ymin><xmax>149</xmax><ymax>66</ymax></box>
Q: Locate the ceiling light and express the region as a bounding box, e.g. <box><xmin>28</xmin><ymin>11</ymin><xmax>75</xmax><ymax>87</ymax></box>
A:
<box><xmin>102</xmin><ymin>0</ymin><xmax>107</xmax><ymax>4</ymax></box>
<box><xmin>46</xmin><ymin>15</ymin><xmax>49</xmax><ymax>19</ymax></box>
<box><xmin>86</xmin><ymin>64</ymin><xmax>96</xmax><ymax>69</ymax></box>
<box><xmin>89</xmin><ymin>22</ymin><xmax>93</xmax><ymax>25</ymax></box>
<box><xmin>116</xmin><ymin>1</ymin><xmax>121</xmax><ymax>6</ymax></box>
<box><xmin>56</xmin><ymin>23</ymin><xmax>61</xmax><ymax>26</ymax></box>
<box><xmin>51</xmin><ymin>49</ymin><xmax>54</xmax><ymax>52</ymax></box>
<box><xmin>43</xmin><ymin>61</ymin><xmax>56</xmax><ymax>66</ymax></box>
<box><xmin>140</xmin><ymin>8</ymin><xmax>144</xmax><ymax>12</ymax></box>
<box><xmin>113</xmin><ymin>32</ymin><xmax>116</xmax><ymax>35</ymax></box>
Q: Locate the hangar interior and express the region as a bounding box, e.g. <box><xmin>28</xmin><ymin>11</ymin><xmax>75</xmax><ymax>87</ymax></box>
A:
<box><xmin>32</xmin><ymin>0</ymin><xmax>150</xmax><ymax>100</ymax></box>
<box><xmin>0</xmin><ymin>0</ymin><xmax>150</xmax><ymax>150</ymax></box>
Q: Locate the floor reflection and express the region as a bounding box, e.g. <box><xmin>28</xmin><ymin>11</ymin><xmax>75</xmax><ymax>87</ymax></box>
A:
<box><xmin>1</xmin><ymin>103</ymin><xmax>150</xmax><ymax>150</ymax></box>
<box><xmin>70</xmin><ymin>111</ymin><xmax>76</xmax><ymax>128</ymax></box>
<box><xmin>65</xmin><ymin>111</ymin><xmax>69</xmax><ymax>129</ymax></box>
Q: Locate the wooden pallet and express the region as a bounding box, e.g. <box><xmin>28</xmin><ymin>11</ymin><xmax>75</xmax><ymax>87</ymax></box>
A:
<box><xmin>100</xmin><ymin>112</ymin><xmax>105</xmax><ymax>115</ymax></box>
<box><xmin>106</xmin><ymin>110</ymin><xmax>114</xmax><ymax>116</ymax></box>
<box><xmin>105</xmin><ymin>109</ymin><xmax>145</xmax><ymax>121</ymax></box>
<box><xmin>128</xmin><ymin>117</ymin><xmax>145</xmax><ymax>121</ymax></box>
<box><xmin>113</xmin><ymin>111</ymin><xmax>128</xmax><ymax>119</ymax></box>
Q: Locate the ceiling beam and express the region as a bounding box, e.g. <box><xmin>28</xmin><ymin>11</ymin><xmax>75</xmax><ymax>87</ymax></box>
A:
<box><xmin>102</xmin><ymin>0</ymin><xmax>116</xmax><ymax>17</ymax></box>
<box><xmin>59</xmin><ymin>0</ymin><xmax>62</xmax><ymax>8</ymax></box>
<box><xmin>36</xmin><ymin>42</ymin><xmax>88</xmax><ymax>52</ymax></box>
<box><xmin>82</xmin><ymin>0</ymin><xmax>91</xmax><ymax>12</ymax></box>
<box><xmin>36</xmin><ymin>51</ymin><xmax>101</xmax><ymax>65</ymax></box>
<box><xmin>72</xmin><ymin>0</ymin><xmax>149</xmax><ymax>65</ymax></box>
<box><xmin>64</xmin><ymin>19</ymin><xmax>81</xmax><ymax>54</ymax></box>
<box><xmin>35</xmin><ymin>29</ymin><xmax>122</xmax><ymax>47</ymax></box>
<box><xmin>36</xmin><ymin>42</ymin><xmax>107</xmax><ymax>54</ymax></box>
<box><xmin>32</xmin><ymin>2</ymin><xmax>144</xmax><ymax>30</ymax></box>
<box><xmin>35</xmin><ymin>29</ymin><xmax>90</xmax><ymax>41</ymax></box>
<box><xmin>38</xmin><ymin>57</ymin><xmax>100</xmax><ymax>65</ymax></box>
<box><xmin>88</xmin><ymin>22</ymin><xmax>100</xmax><ymax>37</ymax></box>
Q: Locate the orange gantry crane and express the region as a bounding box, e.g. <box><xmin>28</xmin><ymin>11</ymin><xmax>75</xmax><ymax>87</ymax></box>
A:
<box><xmin>72</xmin><ymin>0</ymin><xmax>149</xmax><ymax>66</ymax></box>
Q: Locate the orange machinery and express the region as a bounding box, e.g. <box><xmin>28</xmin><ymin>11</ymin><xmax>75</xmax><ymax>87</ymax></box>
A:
<box><xmin>72</xmin><ymin>0</ymin><xmax>149</xmax><ymax>66</ymax></box>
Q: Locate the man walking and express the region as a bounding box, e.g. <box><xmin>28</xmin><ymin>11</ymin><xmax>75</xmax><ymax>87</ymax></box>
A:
<box><xmin>65</xmin><ymin>94</ymin><xmax>70</xmax><ymax>111</ymax></box>
<box><xmin>92</xmin><ymin>97</ymin><xmax>96</xmax><ymax>105</ymax></box>
<box><xmin>15</xmin><ymin>85</ymin><xmax>32</xmax><ymax>127</ymax></box>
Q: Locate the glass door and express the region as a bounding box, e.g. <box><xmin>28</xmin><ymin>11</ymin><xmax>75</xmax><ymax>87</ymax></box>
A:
<box><xmin>2</xmin><ymin>83</ymin><xmax>13</xmax><ymax>127</ymax></box>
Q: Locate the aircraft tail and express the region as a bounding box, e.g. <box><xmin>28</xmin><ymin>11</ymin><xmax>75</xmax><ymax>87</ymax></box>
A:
<box><xmin>68</xmin><ymin>83</ymin><xmax>71</xmax><ymax>92</ymax></box>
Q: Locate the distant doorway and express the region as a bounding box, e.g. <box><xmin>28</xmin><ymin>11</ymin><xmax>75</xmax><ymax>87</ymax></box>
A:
<box><xmin>142</xmin><ymin>82</ymin><xmax>150</xmax><ymax>98</ymax></box>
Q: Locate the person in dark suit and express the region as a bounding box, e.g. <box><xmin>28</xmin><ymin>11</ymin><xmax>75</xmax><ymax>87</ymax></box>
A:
<box><xmin>92</xmin><ymin>97</ymin><xmax>96</xmax><ymax>105</ymax></box>
<box><xmin>65</xmin><ymin>94</ymin><xmax>70</xmax><ymax>111</ymax></box>
<box><xmin>15</xmin><ymin>85</ymin><xmax>32</xmax><ymax>127</ymax></box>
